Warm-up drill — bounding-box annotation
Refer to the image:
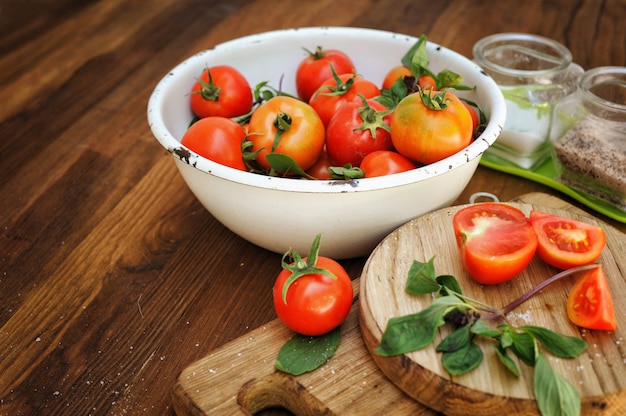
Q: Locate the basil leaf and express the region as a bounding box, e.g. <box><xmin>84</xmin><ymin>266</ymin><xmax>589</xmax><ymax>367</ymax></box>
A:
<box><xmin>274</xmin><ymin>328</ymin><xmax>341</xmax><ymax>376</ymax></box>
<box><xmin>436</xmin><ymin>274</ymin><xmax>463</xmax><ymax>295</ymax></box>
<box><xmin>442</xmin><ymin>342</ymin><xmax>483</xmax><ymax>375</ymax></box>
<box><xmin>534</xmin><ymin>353</ymin><xmax>581</xmax><ymax>416</ymax></box>
<box><xmin>376</xmin><ymin>295</ymin><xmax>459</xmax><ymax>356</ymax></box>
<box><xmin>507</xmin><ymin>329</ymin><xmax>537</xmax><ymax>367</ymax></box>
<box><xmin>521</xmin><ymin>326</ymin><xmax>588</xmax><ymax>358</ymax></box>
<box><xmin>266</xmin><ymin>153</ymin><xmax>311</xmax><ymax>178</ymax></box>
<box><xmin>495</xmin><ymin>344</ymin><xmax>520</xmax><ymax>377</ymax></box>
<box><xmin>471</xmin><ymin>319</ymin><xmax>501</xmax><ymax>338</ymax></box>
<box><xmin>436</xmin><ymin>324</ymin><xmax>471</xmax><ymax>353</ymax></box>
<box><xmin>405</xmin><ymin>258</ymin><xmax>439</xmax><ymax>295</ymax></box>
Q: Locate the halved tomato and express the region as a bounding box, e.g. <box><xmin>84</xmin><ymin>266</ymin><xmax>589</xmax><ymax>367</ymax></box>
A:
<box><xmin>452</xmin><ymin>203</ymin><xmax>538</xmax><ymax>285</ymax></box>
<box><xmin>566</xmin><ymin>265</ymin><xmax>616</xmax><ymax>330</ymax></box>
<box><xmin>530</xmin><ymin>211</ymin><xmax>606</xmax><ymax>270</ymax></box>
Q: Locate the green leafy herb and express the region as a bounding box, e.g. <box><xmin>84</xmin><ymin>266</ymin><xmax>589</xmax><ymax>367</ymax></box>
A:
<box><xmin>377</xmin><ymin>257</ymin><xmax>594</xmax><ymax>416</ymax></box>
<box><xmin>275</xmin><ymin>327</ymin><xmax>341</xmax><ymax>376</ymax></box>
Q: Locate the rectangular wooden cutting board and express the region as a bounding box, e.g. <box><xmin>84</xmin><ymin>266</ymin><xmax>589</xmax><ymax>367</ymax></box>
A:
<box><xmin>171</xmin><ymin>193</ymin><xmax>624</xmax><ymax>415</ymax></box>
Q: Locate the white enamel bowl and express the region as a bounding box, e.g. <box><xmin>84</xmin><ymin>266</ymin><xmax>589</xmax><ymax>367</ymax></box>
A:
<box><xmin>147</xmin><ymin>27</ymin><xmax>506</xmax><ymax>259</ymax></box>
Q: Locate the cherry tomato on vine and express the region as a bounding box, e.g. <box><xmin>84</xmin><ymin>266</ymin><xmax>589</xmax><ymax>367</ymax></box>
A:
<box><xmin>360</xmin><ymin>150</ymin><xmax>415</xmax><ymax>177</ymax></box>
<box><xmin>309</xmin><ymin>73</ymin><xmax>381</xmax><ymax>127</ymax></box>
<box><xmin>190</xmin><ymin>65</ymin><xmax>253</xmax><ymax>119</ymax></box>
<box><xmin>180</xmin><ymin>116</ymin><xmax>247</xmax><ymax>170</ymax></box>
<box><xmin>530</xmin><ymin>211</ymin><xmax>606</xmax><ymax>270</ymax></box>
<box><xmin>391</xmin><ymin>89</ymin><xmax>473</xmax><ymax>165</ymax></box>
<box><xmin>382</xmin><ymin>65</ymin><xmax>412</xmax><ymax>90</ymax></box>
<box><xmin>325</xmin><ymin>97</ymin><xmax>393</xmax><ymax>167</ymax></box>
<box><xmin>296</xmin><ymin>46</ymin><xmax>356</xmax><ymax>103</ymax></box>
<box><xmin>566</xmin><ymin>265</ymin><xmax>616</xmax><ymax>330</ymax></box>
<box><xmin>247</xmin><ymin>96</ymin><xmax>325</xmax><ymax>172</ymax></box>
<box><xmin>273</xmin><ymin>234</ymin><xmax>353</xmax><ymax>336</ymax></box>
<box><xmin>453</xmin><ymin>203</ymin><xmax>538</xmax><ymax>285</ymax></box>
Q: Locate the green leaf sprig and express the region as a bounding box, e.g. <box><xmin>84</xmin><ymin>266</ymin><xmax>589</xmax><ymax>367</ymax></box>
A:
<box><xmin>376</xmin><ymin>257</ymin><xmax>597</xmax><ymax>416</ymax></box>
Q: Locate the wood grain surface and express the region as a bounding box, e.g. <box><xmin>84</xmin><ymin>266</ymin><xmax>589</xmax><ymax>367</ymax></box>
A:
<box><xmin>359</xmin><ymin>197</ymin><xmax>626</xmax><ymax>415</ymax></box>
<box><xmin>1</xmin><ymin>1</ymin><xmax>625</xmax><ymax>415</ymax></box>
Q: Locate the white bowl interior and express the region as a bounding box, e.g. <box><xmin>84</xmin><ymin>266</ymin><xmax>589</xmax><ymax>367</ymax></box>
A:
<box><xmin>148</xmin><ymin>27</ymin><xmax>506</xmax><ymax>258</ymax></box>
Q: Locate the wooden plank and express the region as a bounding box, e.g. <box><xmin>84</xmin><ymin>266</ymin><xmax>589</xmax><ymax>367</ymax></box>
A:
<box><xmin>173</xmin><ymin>192</ymin><xmax>626</xmax><ymax>415</ymax></box>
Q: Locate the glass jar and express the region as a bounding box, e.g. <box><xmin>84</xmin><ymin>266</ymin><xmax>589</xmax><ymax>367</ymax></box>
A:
<box><xmin>473</xmin><ymin>33</ymin><xmax>583</xmax><ymax>169</ymax></box>
<box><xmin>551</xmin><ymin>66</ymin><xmax>626</xmax><ymax>212</ymax></box>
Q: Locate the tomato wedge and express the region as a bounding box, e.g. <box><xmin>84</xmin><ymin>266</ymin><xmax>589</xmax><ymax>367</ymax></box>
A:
<box><xmin>530</xmin><ymin>211</ymin><xmax>606</xmax><ymax>270</ymax></box>
<box><xmin>566</xmin><ymin>266</ymin><xmax>616</xmax><ymax>330</ymax></box>
<box><xmin>453</xmin><ymin>203</ymin><xmax>538</xmax><ymax>285</ymax></box>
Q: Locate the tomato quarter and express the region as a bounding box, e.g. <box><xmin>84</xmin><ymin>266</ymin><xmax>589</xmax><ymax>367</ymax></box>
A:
<box><xmin>566</xmin><ymin>265</ymin><xmax>616</xmax><ymax>330</ymax></box>
<box><xmin>453</xmin><ymin>203</ymin><xmax>538</xmax><ymax>285</ymax></box>
<box><xmin>530</xmin><ymin>211</ymin><xmax>606</xmax><ymax>270</ymax></box>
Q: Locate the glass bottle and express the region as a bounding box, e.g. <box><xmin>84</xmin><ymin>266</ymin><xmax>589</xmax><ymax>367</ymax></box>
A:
<box><xmin>551</xmin><ymin>66</ymin><xmax>626</xmax><ymax>212</ymax></box>
<box><xmin>473</xmin><ymin>33</ymin><xmax>583</xmax><ymax>169</ymax></box>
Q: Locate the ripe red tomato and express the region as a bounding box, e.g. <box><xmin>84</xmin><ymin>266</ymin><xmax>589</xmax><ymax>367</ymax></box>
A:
<box><xmin>273</xmin><ymin>236</ymin><xmax>353</xmax><ymax>336</ymax></box>
<box><xmin>418</xmin><ymin>74</ymin><xmax>437</xmax><ymax>90</ymax></box>
<box><xmin>360</xmin><ymin>150</ymin><xmax>415</xmax><ymax>177</ymax></box>
<box><xmin>247</xmin><ymin>96</ymin><xmax>325</xmax><ymax>171</ymax></box>
<box><xmin>382</xmin><ymin>65</ymin><xmax>412</xmax><ymax>90</ymax></box>
<box><xmin>530</xmin><ymin>211</ymin><xmax>606</xmax><ymax>270</ymax></box>
<box><xmin>295</xmin><ymin>47</ymin><xmax>356</xmax><ymax>103</ymax></box>
<box><xmin>391</xmin><ymin>89</ymin><xmax>473</xmax><ymax>165</ymax></box>
<box><xmin>566</xmin><ymin>265</ymin><xmax>616</xmax><ymax>330</ymax></box>
<box><xmin>453</xmin><ymin>203</ymin><xmax>538</xmax><ymax>285</ymax></box>
<box><xmin>180</xmin><ymin>116</ymin><xmax>247</xmax><ymax>170</ymax></box>
<box><xmin>309</xmin><ymin>73</ymin><xmax>381</xmax><ymax>127</ymax></box>
<box><xmin>306</xmin><ymin>147</ymin><xmax>333</xmax><ymax>180</ymax></box>
<box><xmin>325</xmin><ymin>98</ymin><xmax>393</xmax><ymax>167</ymax></box>
<box><xmin>190</xmin><ymin>65</ymin><xmax>253</xmax><ymax>119</ymax></box>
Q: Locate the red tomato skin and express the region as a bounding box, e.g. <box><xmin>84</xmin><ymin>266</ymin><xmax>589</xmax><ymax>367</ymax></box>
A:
<box><xmin>306</xmin><ymin>147</ymin><xmax>333</xmax><ymax>180</ymax></box>
<box><xmin>190</xmin><ymin>65</ymin><xmax>253</xmax><ymax>119</ymax></box>
<box><xmin>180</xmin><ymin>116</ymin><xmax>247</xmax><ymax>170</ymax></box>
<box><xmin>382</xmin><ymin>65</ymin><xmax>412</xmax><ymax>90</ymax></box>
<box><xmin>309</xmin><ymin>74</ymin><xmax>381</xmax><ymax>127</ymax></box>
<box><xmin>453</xmin><ymin>203</ymin><xmax>538</xmax><ymax>285</ymax></box>
<box><xmin>247</xmin><ymin>96</ymin><xmax>325</xmax><ymax>171</ymax></box>
<box><xmin>567</xmin><ymin>266</ymin><xmax>616</xmax><ymax>330</ymax></box>
<box><xmin>418</xmin><ymin>75</ymin><xmax>437</xmax><ymax>90</ymax></box>
<box><xmin>273</xmin><ymin>257</ymin><xmax>353</xmax><ymax>336</ymax></box>
<box><xmin>391</xmin><ymin>91</ymin><xmax>473</xmax><ymax>165</ymax></box>
<box><xmin>530</xmin><ymin>211</ymin><xmax>606</xmax><ymax>270</ymax></box>
<box><xmin>325</xmin><ymin>99</ymin><xmax>394</xmax><ymax>167</ymax></box>
<box><xmin>360</xmin><ymin>150</ymin><xmax>415</xmax><ymax>177</ymax></box>
<box><xmin>296</xmin><ymin>48</ymin><xmax>356</xmax><ymax>102</ymax></box>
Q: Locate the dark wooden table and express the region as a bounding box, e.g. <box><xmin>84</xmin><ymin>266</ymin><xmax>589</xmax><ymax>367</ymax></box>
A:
<box><xmin>1</xmin><ymin>1</ymin><xmax>624</xmax><ymax>415</ymax></box>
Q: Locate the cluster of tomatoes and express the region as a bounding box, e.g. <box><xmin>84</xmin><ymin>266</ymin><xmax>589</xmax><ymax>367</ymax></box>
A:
<box><xmin>453</xmin><ymin>203</ymin><xmax>615</xmax><ymax>331</ymax></box>
<box><xmin>181</xmin><ymin>36</ymin><xmax>483</xmax><ymax>179</ymax></box>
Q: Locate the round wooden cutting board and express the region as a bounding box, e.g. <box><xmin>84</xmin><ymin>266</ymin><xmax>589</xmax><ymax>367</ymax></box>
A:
<box><xmin>359</xmin><ymin>202</ymin><xmax>626</xmax><ymax>415</ymax></box>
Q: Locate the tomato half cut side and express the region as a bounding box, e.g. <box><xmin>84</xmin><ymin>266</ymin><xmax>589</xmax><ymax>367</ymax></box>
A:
<box><xmin>452</xmin><ymin>203</ymin><xmax>538</xmax><ymax>285</ymax></box>
<box><xmin>566</xmin><ymin>266</ymin><xmax>616</xmax><ymax>331</ymax></box>
<box><xmin>530</xmin><ymin>210</ymin><xmax>606</xmax><ymax>270</ymax></box>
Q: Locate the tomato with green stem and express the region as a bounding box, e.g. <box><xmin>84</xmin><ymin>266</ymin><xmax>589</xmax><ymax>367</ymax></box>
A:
<box><xmin>453</xmin><ymin>203</ymin><xmax>538</xmax><ymax>285</ymax></box>
<box><xmin>309</xmin><ymin>71</ymin><xmax>381</xmax><ymax>127</ymax></box>
<box><xmin>190</xmin><ymin>65</ymin><xmax>253</xmax><ymax>119</ymax></box>
<box><xmin>325</xmin><ymin>95</ymin><xmax>393</xmax><ymax>167</ymax></box>
<box><xmin>273</xmin><ymin>234</ymin><xmax>353</xmax><ymax>336</ymax></box>
<box><xmin>180</xmin><ymin>116</ymin><xmax>246</xmax><ymax>171</ymax></box>
<box><xmin>566</xmin><ymin>265</ymin><xmax>616</xmax><ymax>330</ymax></box>
<box><xmin>530</xmin><ymin>211</ymin><xmax>606</xmax><ymax>270</ymax></box>
<box><xmin>360</xmin><ymin>150</ymin><xmax>415</xmax><ymax>177</ymax></box>
<box><xmin>391</xmin><ymin>89</ymin><xmax>473</xmax><ymax>165</ymax></box>
<box><xmin>296</xmin><ymin>46</ymin><xmax>356</xmax><ymax>102</ymax></box>
<box><xmin>247</xmin><ymin>96</ymin><xmax>325</xmax><ymax>172</ymax></box>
